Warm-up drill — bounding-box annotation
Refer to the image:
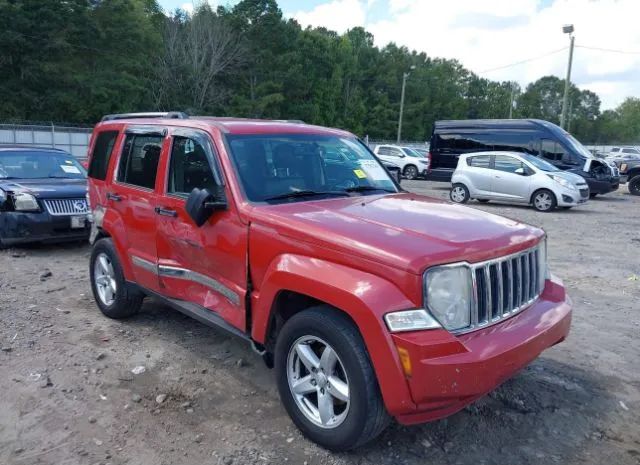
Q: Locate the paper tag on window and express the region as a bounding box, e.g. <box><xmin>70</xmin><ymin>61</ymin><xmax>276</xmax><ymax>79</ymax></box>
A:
<box><xmin>353</xmin><ymin>169</ymin><xmax>367</xmax><ymax>179</ymax></box>
<box><xmin>61</xmin><ymin>165</ymin><xmax>81</xmax><ymax>174</ymax></box>
<box><xmin>359</xmin><ymin>160</ymin><xmax>388</xmax><ymax>180</ymax></box>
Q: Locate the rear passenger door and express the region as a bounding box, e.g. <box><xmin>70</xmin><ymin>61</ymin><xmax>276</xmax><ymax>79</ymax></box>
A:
<box><xmin>109</xmin><ymin>125</ymin><xmax>167</xmax><ymax>292</ymax></box>
<box><xmin>155</xmin><ymin>128</ymin><xmax>249</xmax><ymax>332</ymax></box>
<box><xmin>490</xmin><ymin>155</ymin><xmax>532</xmax><ymax>202</ymax></box>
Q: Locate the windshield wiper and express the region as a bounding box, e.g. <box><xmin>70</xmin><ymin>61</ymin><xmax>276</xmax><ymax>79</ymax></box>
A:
<box><xmin>264</xmin><ymin>190</ymin><xmax>351</xmax><ymax>201</ymax></box>
<box><xmin>344</xmin><ymin>185</ymin><xmax>396</xmax><ymax>193</ymax></box>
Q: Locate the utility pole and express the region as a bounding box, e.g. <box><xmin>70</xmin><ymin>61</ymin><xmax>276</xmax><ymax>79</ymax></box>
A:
<box><xmin>397</xmin><ymin>65</ymin><xmax>415</xmax><ymax>143</ymax></box>
<box><xmin>508</xmin><ymin>82</ymin><xmax>515</xmax><ymax>119</ymax></box>
<box><xmin>560</xmin><ymin>24</ymin><xmax>575</xmax><ymax>129</ymax></box>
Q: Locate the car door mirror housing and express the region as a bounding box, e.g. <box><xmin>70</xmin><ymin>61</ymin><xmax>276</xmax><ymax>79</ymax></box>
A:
<box><xmin>185</xmin><ymin>187</ymin><xmax>226</xmax><ymax>227</ymax></box>
<box><xmin>515</xmin><ymin>167</ymin><xmax>526</xmax><ymax>175</ymax></box>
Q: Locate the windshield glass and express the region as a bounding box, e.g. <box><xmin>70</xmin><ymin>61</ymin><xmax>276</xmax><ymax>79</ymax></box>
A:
<box><xmin>521</xmin><ymin>153</ymin><xmax>560</xmax><ymax>172</ymax></box>
<box><xmin>401</xmin><ymin>147</ymin><xmax>422</xmax><ymax>157</ymax></box>
<box><xmin>0</xmin><ymin>150</ymin><xmax>87</xmax><ymax>179</ymax></box>
<box><xmin>226</xmin><ymin>134</ymin><xmax>398</xmax><ymax>202</ymax></box>
<box><xmin>564</xmin><ymin>133</ymin><xmax>593</xmax><ymax>159</ymax></box>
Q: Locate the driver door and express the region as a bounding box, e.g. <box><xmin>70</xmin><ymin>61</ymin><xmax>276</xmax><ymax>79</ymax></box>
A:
<box><xmin>490</xmin><ymin>154</ymin><xmax>532</xmax><ymax>202</ymax></box>
<box><xmin>155</xmin><ymin>128</ymin><xmax>249</xmax><ymax>332</ymax></box>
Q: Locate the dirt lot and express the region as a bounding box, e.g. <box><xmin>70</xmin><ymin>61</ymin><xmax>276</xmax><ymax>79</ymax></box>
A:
<box><xmin>1</xmin><ymin>181</ymin><xmax>639</xmax><ymax>465</ymax></box>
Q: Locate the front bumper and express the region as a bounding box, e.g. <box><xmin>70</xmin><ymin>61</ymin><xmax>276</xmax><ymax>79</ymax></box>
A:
<box><xmin>388</xmin><ymin>275</ymin><xmax>572</xmax><ymax>425</ymax></box>
<box><xmin>586</xmin><ymin>177</ymin><xmax>619</xmax><ymax>195</ymax></box>
<box><xmin>556</xmin><ymin>186</ymin><xmax>589</xmax><ymax>206</ymax></box>
<box><xmin>0</xmin><ymin>210</ymin><xmax>90</xmax><ymax>246</ymax></box>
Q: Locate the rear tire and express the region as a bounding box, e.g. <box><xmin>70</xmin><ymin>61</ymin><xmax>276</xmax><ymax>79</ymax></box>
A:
<box><xmin>275</xmin><ymin>306</ymin><xmax>390</xmax><ymax>451</ymax></box>
<box><xmin>532</xmin><ymin>189</ymin><xmax>557</xmax><ymax>212</ymax></box>
<box><xmin>403</xmin><ymin>165</ymin><xmax>418</xmax><ymax>180</ymax></box>
<box><xmin>629</xmin><ymin>175</ymin><xmax>640</xmax><ymax>196</ymax></box>
<box><xmin>90</xmin><ymin>238</ymin><xmax>143</xmax><ymax>319</ymax></box>
<box><xmin>450</xmin><ymin>184</ymin><xmax>470</xmax><ymax>203</ymax></box>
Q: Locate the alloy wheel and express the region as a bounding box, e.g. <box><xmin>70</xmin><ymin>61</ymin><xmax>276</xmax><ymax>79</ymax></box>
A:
<box><xmin>94</xmin><ymin>252</ymin><xmax>117</xmax><ymax>306</ymax></box>
<box><xmin>451</xmin><ymin>186</ymin><xmax>467</xmax><ymax>203</ymax></box>
<box><xmin>287</xmin><ymin>335</ymin><xmax>350</xmax><ymax>429</ymax></box>
<box><xmin>404</xmin><ymin>165</ymin><xmax>418</xmax><ymax>180</ymax></box>
<box><xmin>534</xmin><ymin>192</ymin><xmax>553</xmax><ymax>211</ymax></box>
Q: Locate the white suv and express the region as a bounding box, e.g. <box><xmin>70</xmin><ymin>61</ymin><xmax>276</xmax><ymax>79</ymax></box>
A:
<box><xmin>372</xmin><ymin>145</ymin><xmax>430</xmax><ymax>180</ymax></box>
<box><xmin>450</xmin><ymin>151</ymin><xmax>589</xmax><ymax>212</ymax></box>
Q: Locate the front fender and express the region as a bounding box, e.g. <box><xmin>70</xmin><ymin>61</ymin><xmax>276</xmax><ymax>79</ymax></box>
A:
<box><xmin>251</xmin><ymin>254</ymin><xmax>418</xmax><ymax>415</ymax></box>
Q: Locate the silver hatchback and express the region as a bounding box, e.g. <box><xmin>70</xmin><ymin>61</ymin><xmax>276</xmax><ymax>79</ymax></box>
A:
<box><xmin>450</xmin><ymin>151</ymin><xmax>589</xmax><ymax>212</ymax></box>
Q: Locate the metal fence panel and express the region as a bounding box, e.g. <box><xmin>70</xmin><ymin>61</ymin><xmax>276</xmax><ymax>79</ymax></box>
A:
<box><xmin>0</xmin><ymin>123</ymin><xmax>93</xmax><ymax>159</ymax></box>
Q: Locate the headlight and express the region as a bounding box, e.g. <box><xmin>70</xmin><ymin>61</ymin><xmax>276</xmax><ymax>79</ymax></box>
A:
<box><xmin>549</xmin><ymin>175</ymin><xmax>576</xmax><ymax>191</ymax></box>
<box><xmin>13</xmin><ymin>192</ymin><xmax>40</xmax><ymax>211</ymax></box>
<box><xmin>384</xmin><ymin>309</ymin><xmax>441</xmax><ymax>332</ymax></box>
<box><xmin>424</xmin><ymin>265</ymin><xmax>472</xmax><ymax>331</ymax></box>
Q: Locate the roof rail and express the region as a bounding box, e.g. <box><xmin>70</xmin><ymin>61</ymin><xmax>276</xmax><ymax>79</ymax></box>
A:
<box><xmin>100</xmin><ymin>112</ymin><xmax>189</xmax><ymax>122</ymax></box>
<box><xmin>273</xmin><ymin>119</ymin><xmax>306</xmax><ymax>124</ymax></box>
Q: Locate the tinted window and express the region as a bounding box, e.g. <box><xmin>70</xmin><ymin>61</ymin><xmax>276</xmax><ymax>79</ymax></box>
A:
<box><xmin>117</xmin><ymin>134</ymin><xmax>163</xmax><ymax>189</ymax></box>
<box><xmin>168</xmin><ymin>136</ymin><xmax>216</xmax><ymax>195</ymax></box>
<box><xmin>88</xmin><ymin>131</ymin><xmax>118</xmax><ymax>180</ymax></box>
<box><xmin>541</xmin><ymin>139</ymin><xmax>570</xmax><ymax>163</ymax></box>
<box><xmin>494</xmin><ymin>155</ymin><xmax>527</xmax><ymax>173</ymax></box>
<box><xmin>435</xmin><ymin>131</ymin><xmax>538</xmax><ymax>155</ymax></box>
<box><xmin>622</xmin><ymin>148</ymin><xmax>639</xmax><ymax>154</ymax></box>
<box><xmin>467</xmin><ymin>155</ymin><xmax>491</xmax><ymax>168</ymax></box>
<box><xmin>0</xmin><ymin>150</ymin><xmax>86</xmax><ymax>180</ymax></box>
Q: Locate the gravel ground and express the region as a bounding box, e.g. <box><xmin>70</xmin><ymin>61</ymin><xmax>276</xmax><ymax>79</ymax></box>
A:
<box><xmin>1</xmin><ymin>181</ymin><xmax>639</xmax><ymax>465</ymax></box>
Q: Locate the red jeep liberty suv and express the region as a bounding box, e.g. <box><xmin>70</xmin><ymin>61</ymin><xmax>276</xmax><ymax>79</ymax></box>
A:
<box><xmin>86</xmin><ymin>112</ymin><xmax>572</xmax><ymax>451</ymax></box>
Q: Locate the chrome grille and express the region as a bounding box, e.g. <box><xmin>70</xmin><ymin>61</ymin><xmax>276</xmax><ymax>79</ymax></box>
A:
<box><xmin>467</xmin><ymin>244</ymin><xmax>545</xmax><ymax>332</ymax></box>
<box><xmin>43</xmin><ymin>198</ymin><xmax>89</xmax><ymax>216</ymax></box>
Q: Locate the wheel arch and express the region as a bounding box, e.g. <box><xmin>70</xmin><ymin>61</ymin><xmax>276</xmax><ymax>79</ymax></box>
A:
<box><xmin>530</xmin><ymin>187</ymin><xmax>557</xmax><ymax>205</ymax></box>
<box><xmin>250</xmin><ymin>254</ymin><xmax>418</xmax><ymax>415</ymax></box>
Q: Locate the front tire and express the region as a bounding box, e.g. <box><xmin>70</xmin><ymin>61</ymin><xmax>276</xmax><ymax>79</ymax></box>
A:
<box><xmin>275</xmin><ymin>307</ymin><xmax>390</xmax><ymax>451</ymax></box>
<box><xmin>532</xmin><ymin>189</ymin><xmax>557</xmax><ymax>212</ymax></box>
<box><xmin>629</xmin><ymin>175</ymin><xmax>640</xmax><ymax>196</ymax></box>
<box><xmin>90</xmin><ymin>238</ymin><xmax>143</xmax><ymax>319</ymax></box>
<box><xmin>450</xmin><ymin>183</ymin><xmax>470</xmax><ymax>203</ymax></box>
<box><xmin>403</xmin><ymin>165</ymin><xmax>418</xmax><ymax>180</ymax></box>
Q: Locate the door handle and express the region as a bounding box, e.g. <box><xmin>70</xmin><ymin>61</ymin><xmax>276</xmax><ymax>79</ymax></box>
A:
<box><xmin>106</xmin><ymin>192</ymin><xmax>122</xmax><ymax>202</ymax></box>
<box><xmin>155</xmin><ymin>207</ymin><xmax>177</xmax><ymax>217</ymax></box>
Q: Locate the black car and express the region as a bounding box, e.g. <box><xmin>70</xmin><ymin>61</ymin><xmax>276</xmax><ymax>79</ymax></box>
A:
<box><xmin>0</xmin><ymin>146</ymin><xmax>90</xmax><ymax>247</ymax></box>
<box><xmin>428</xmin><ymin>119</ymin><xmax>619</xmax><ymax>196</ymax></box>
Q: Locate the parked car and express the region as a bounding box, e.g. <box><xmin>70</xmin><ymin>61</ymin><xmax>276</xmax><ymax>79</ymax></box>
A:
<box><xmin>611</xmin><ymin>156</ymin><xmax>640</xmax><ymax>195</ymax></box>
<box><xmin>372</xmin><ymin>144</ymin><xmax>430</xmax><ymax>180</ymax></box>
<box><xmin>450</xmin><ymin>151</ymin><xmax>589</xmax><ymax>212</ymax></box>
<box><xmin>428</xmin><ymin>119</ymin><xmax>619</xmax><ymax>196</ymax></box>
<box><xmin>87</xmin><ymin>113</ymin><xmax>572</xmax><ymax>451</ymax></box>
<box><xmin>322</xmin><ymin>145</ymin><xmax>401</xmax><ymax>184</ymax></box>
<box><xmin>608</xmin><ymin>146</ymin><xmax>640</xmax><ymax>158</ymax></box>
<box><xmin>0</xmin><ymin>146</ymin><xmax>90</xmax><ymax>247</ymax></box>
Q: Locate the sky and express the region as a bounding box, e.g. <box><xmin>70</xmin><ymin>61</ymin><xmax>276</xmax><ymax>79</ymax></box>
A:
<box><xmin>158</xmin><ymin>0</ymin><xmax>640</xmax><ymax>110</ymax></box>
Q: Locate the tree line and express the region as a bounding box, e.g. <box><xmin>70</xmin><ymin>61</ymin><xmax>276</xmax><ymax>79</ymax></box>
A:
<box><xmin>1</xmin><ymin>0</ymin><xmax>638</xmax><ymax>144</ymax></box>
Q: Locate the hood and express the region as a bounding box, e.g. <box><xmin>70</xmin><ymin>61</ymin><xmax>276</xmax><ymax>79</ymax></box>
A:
<box><xmin>0</xmin><ymin>178</ymin><xmax>87</xmax><ymax>199</ymax></box>
<box><xmin>550</xmin><ymin>170</ymin><xmax>587</xmax><ymax>185</ymax></box>
<box><xmin>252</xmin><ymin>193</ymin><xmax>543</xmax><ymax>275</ymax></box>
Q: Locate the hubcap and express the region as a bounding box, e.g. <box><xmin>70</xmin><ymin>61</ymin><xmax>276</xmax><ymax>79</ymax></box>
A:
<box><xmin>94</xmin><ymin>253</ymin><xmax>117</xmax><ymax>306</ymax></box>
<box><xmin>535</xmin><ymin>193</ymin><xmax>552</xmax><ymax>210</ymax></box>
<box><xmin>405</xmin><ymin>166</ymin><xmax>417</xmax><ymax>179</ymax></box>
<box><xmin>287</xmin><ymin>336</ymin><xmax>350</xmax><ymax>429</ymax></box>
<box><xmin>451</xmin><ymin>186</ymin><xmax>466</xmax><ymax>202</ymax></box>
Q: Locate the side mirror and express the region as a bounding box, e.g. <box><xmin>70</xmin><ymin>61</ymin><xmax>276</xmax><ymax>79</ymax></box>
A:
<box><xmin>185</xmin><ymin>187</ymin><xmax>226</xmax><ymax>227</ymax></box>
<box><xmin>515</xmin><ymin>167</ymin><xmax>526</xmax><ymax>175</ymax></box>
<box><xmin>399</xmin><ymin>153</ymin><xmax>406</xmax><ymax>158</ymax></box>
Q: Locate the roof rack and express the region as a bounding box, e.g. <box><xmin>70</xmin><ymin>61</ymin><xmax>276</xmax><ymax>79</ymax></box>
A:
<box><xmin>100</xmin><ymin>112</ymin><xmax>189</xmax><ymax>122</ymax></box>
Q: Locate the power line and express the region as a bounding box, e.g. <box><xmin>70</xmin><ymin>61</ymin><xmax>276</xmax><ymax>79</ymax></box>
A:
<box><xmin>575</xmin><ymin>45</ymin><xmax>640</xmax><ymax>55</ymax></box>
<box><xmin>479</xmin><ymin>47</ymin><xmax>568</xmax><ymax>73</ymax></box>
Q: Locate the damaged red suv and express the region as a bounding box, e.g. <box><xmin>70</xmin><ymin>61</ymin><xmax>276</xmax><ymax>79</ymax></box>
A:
<box><xmin>86</xmin><ymin>113</ymin><xmax>572</xmax><ymax>451</ymax></box>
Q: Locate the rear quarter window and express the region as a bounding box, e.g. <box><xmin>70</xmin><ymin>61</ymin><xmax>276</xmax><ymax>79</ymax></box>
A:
<box><xmin>467</xmin><ymin>155</ymin><xmax>491</xmax><ymax>168</ymax></box>
<box><xmin>88</xmin><ymin>131</ymin><xmax>119</xmax><ymax>180</ymax></box>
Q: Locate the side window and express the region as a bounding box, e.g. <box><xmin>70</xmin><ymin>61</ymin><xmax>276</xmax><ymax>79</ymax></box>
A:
<box><xmin>611</xmin><ymin>147</ymin><xmax>620</xmax><ymax>153</ymax></box>
<box><xmin>168</xmin><ymin>136</ymin><xmax>217</xmax><ymax>195</ymax></box>
<box><xmin>540</xmin><ymin>139</ymin><xmax>570</xmax><ymax>163</ymax></box>
<box><xmin>117</xmin><ymin>134</ymin><xmax>163</xmax><ymax>189</ymax></box>
<box><xmin>88</xmin><ymin>131</ymin><xmax>119</xmax><ymax>180</ymax></box>
<box><xmin>376</xmin><ymin>147</ymin><xmax>390</xmax><ymax>156</ymax></box>
<box><xmin>622</xmin><ymin>148</ymin><xmax>637</xmax><ymax>154</ymax></box>
<box><xmin>494</xmin><ymin>155</ymin><xmax>526</xmax><ymax>173</ymax></box>
<box><xmin>467</xmin><ymin>155</ymin><xmax>491</xmax><ymax>168</ymax></box>
<box><xmin>389</xmin><ymin>148</ymin><xmax>403</xmax><ymax>157</ymax></box>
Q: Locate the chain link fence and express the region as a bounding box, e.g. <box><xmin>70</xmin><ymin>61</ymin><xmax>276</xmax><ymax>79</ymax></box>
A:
<box><xmin>0</xmin><ymin>122</ymin><xmax>93</xmax><ymax>159</ymax></box>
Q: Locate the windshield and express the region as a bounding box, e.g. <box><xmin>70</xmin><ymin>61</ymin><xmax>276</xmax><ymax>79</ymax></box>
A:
<box><xmin>564</xmin><ymin>133</ymin><xmax>593</xmax><ymax>159</ymax></box>
<box><xmin>0</xmin><ymin>150</ymin><xmax>87</xmax><ymax>179</ymax></box>
<box><xmin>521</xmin><ymin>153</ymin><xmax>560</xmax><ymax>172</ymax></box>
<box><xmin>226</xmin><ymin>134</ymin><xmax>398</xmax><ymax>202</ymax></box>
<box><xmin>401</xmin><ymin>147</ymin><xmax>422</xmax><ymax>157</ymax></box>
